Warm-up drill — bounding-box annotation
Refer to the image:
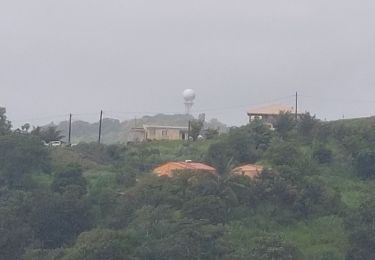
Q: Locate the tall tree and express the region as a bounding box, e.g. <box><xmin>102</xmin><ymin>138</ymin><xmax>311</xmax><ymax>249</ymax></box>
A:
<box><xmin>51</xmin><ymin>164</ymin><xmax>87</xmax><ymax>197</ymax></box>
<box><xmin>31</xmin><ymin>192</ymin><xmax>92</xmax><ymax>249</ymax></box>
<box><xmin>40</xmin><ymin>126</ymin><xmax>64</xmax><ymax>143</ymax></box>
<box><xmin>62</xmin><ymin>229</ymin><xmax>136</xmax><ymax>260</ymax></box>
<box><xmin>0</xmin><ymin>135</ymin><xmax>50</xmax><ymax>188</ymax></box>
<box><xmin>251</xmin><ymin>234</ymin><xmax>301</xmax><ymax>260</ymax></box>
<box><xmin>274</xmin><ymin>112</ymin><xmax>296</xmax><ymax>138</ymax></box>
<box><xmin>190</xmin><ymin>119</ymin><xmax>204</xmax><ymax>141</ymax></box>
<box><xmin>0</xmin><ymin>107</ymin><xmax>12</xmax><ymax>135</ymax></box>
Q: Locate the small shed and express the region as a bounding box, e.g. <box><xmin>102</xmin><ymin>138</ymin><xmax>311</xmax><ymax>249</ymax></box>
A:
<box><xmin>153</xmin><ymin>161</ymin><xmax>217</xmax><ymax>177</ymax></box>
<box><xmin>231</xmin><ymin>164</ymin><xmax>264</xmax><ymax>179</ymax></box>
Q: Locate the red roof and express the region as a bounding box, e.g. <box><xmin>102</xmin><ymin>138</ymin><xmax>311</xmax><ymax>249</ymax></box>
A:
<box><xmin>153</xmin><ymin>162</ymin><xmax>217</xmax><ymax>177</ymax></box>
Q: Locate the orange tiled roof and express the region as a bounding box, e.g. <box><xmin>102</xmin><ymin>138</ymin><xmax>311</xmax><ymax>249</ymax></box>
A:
<box><xmin>153</xmin><ymin>162</ymin><xmax>217</xmax><ymax>177</ymax></box>
<box><xmin>231</xmin><ymin>164</ymin><xmax>264</xmax><ymax>178</ymax></box>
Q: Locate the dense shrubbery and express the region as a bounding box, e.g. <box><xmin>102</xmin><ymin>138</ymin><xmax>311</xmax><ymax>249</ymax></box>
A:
<box><xmin>2</xmin><ymin>107</ymin><xmax>375</xmax><ymax>259</ymax></box>
<box><xmin>206</xmin><ymin>121</ymin><xmax>273</xmax><ymax>174</ymax></box>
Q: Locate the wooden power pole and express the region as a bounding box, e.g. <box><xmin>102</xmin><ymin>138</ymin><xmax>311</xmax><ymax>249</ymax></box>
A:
<box><xmin>68</xmin><ymin>113</ymin><xmax>72</xmax><ymax>145</ymax></box>
<box><xmin>295</xmin><ymin>92</ymin><xmax>298</xmax><ymax>120</ymax></box>
<box><xmin>188</xmin><ymin>120</ymin><xmax>191</xmax><ymax>142</ymax></box>
<box><xmin>98</xmin><ymin>110</ymin><xmax>103</xmax><ymax>144</ymax></box>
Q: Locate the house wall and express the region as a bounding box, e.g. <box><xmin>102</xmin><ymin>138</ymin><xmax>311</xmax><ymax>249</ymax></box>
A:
<box><xmin>249</xmin><ymin>114</ymin><xmax>277</xmax><ymax>124</ymax></box>
<box><xmin>146</xmin><ymin>128</ymin><xmax>185</xmax><ymax>141</ymax></box>
<box><xmin>128</xmin><ymin>129</ymin><xmax>146</xmax><ymax>142</ymax></box>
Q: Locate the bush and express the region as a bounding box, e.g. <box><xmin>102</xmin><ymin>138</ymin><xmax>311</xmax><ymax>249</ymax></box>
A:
<box><xmin>62</xmin><ymin>229</ymin><xmax>136</xmax><ymax>260</ymax></box>
<box><xmin>251</xmin><ymin>234</ymin><xmax>302</xmax><ymax>260</ymax></box>
<box><xmin>355</xmin><ymin>149</ymin><xmax>375</xmax><ymax>179</ymax></box>
<box><xmin>265</xmin><ymin>141</ymin><xmax>301</xmax><ymax>167</ymax></box>
<box><xmin>313</xmin><ymin>145</ymin><xmax>333</xmax><ymax>164</ymax></box>
<box><xmin>51</xmin><ymin>164</ymin><xmax>87</xmax><ymax>197</ymax></box>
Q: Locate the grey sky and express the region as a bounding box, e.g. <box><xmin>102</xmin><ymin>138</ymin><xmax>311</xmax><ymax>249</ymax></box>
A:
<box><xmin>1</xmin><ymin>0</ymin><xmax>375</xmax><ymax>127</ymax></box>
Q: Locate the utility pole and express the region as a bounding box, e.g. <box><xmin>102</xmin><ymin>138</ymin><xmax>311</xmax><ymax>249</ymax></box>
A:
<box><xmin>98</xmin><ymin>110</ymin><xmax>103</xmax><ymax>144</ymax></box>
<box><xmin>68</xmin><ymin>113</ymin><xmax>72</xmax><ymax>145</ymax></box>
<box><xmin>188</xmin><ymin>120</ymin><xmax>191</xmax><ymax>142</ymax></box>
<box><xmin>295</xmin><ymin>91</ymin><xmax>298</xmax><ymax>121</ymax></box>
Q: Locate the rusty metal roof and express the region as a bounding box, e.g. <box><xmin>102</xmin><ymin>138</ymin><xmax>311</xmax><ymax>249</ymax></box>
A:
<box><xmin>153</xmin><ymin>161</ymin><xmax>217</xmax><ymax>177</ymax></box>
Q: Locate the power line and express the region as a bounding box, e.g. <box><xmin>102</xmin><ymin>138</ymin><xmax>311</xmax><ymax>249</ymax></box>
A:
<box><xmin>300</xmin><ymin>95</ymin><xmax>375</xmax><ymax>104</ymax></box>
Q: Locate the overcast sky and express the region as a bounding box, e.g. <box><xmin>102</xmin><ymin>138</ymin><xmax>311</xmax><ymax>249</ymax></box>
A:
<box><xmin>1</xmin><ymin>0</ymin><xmax>375</xmax><ymax>127</ymax></box>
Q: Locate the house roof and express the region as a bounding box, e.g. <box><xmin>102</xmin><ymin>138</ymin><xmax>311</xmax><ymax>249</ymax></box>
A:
<box><xmin>153</xmin><ymin>161</ymin><xmax>217</xmax><ymax>177</ymax></box>
<box><xmin>143</xmin><ymin>125</ymin><xmax>188</xmax><ymax>130</ymax></box>
<box><xmin>247</xmin><ymin>104</ymin><xmax>294</xmax><ymax>116</ymax></box>
<box><xmin>231</xmin><ymin>164</ymin><xmax>264</xmax><ymax>178</ymax></box>
<box><xmin>130</xmin><ymin>127</ymin><xmax>146</xmax><ymax>132</ymax></box>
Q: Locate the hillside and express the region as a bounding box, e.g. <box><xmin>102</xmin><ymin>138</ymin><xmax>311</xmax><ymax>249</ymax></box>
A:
<box><xmin>3</xmin><ymin>109</ymin><xmax>375</xmax><ymax>259</ymax></box>
<box><xmin>51</xmin><ymin>114</ymin><xmax>228</xmax><ymax>144</ymax></box>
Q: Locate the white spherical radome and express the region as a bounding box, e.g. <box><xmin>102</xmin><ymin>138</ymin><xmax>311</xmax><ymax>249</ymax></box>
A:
<box><xmin>183</xmin><ymin>89</ymin><xmax>196</xmax><ymax>101</ymax></box>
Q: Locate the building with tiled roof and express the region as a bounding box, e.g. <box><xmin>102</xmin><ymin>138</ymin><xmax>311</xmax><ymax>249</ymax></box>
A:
<box><xmin>247</xmin><ymin>104</ymin><xmax>295</xmax><ymax>128</ymax></box>
<box><xmin>153</xmin><ymin>161</ymin><xmax>217</xmax><ymax>177</ymax></box>
<box><xmin>231</xmin><ymin>164</ymin><xmax>264</xmax><ymax>179</ymax></box>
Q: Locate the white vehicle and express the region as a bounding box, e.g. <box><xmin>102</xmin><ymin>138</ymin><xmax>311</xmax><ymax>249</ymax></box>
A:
<box><xmin>49</xmin><ymin>141</ymin><xmax>63</xmax><ymax>147</ymax></box>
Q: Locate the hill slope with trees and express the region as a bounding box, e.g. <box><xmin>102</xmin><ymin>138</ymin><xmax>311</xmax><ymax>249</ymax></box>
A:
<box><xmin>46</xmin><ymin>114</ymin><xmax>228</xmax><ymax>144</ymax></box>
<box><xmin>2</xmin><ymin>106</ymin><xmax>375</xmax><ymax>259</ymax></box>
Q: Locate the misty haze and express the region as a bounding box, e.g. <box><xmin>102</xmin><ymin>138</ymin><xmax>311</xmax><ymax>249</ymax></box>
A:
<box><xmin>1</xmin><ymin>1</ymin><xmax>375</xmax><ymax>260</ymax></box>
<box><xmin>2</xmin><ymin>0</ymin><xmax>375</xmax><ymax>128</ymax></box>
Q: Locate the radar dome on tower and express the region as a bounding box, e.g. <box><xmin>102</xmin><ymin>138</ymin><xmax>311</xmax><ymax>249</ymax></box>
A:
<box><xmin>183</xmin><ymin>89</ymin><xmax>196</xmax><ymax>114</ymax></box>
<box><xmin>183</xmin><ymin>89</ymin><xmax>196</xmax><ymax>101</ymax></box>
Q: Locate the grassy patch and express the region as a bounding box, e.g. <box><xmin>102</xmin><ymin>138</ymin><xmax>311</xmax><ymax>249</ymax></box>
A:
<box><xmin>283</xmin><ymin>216</ymin><xmax>348</xmax><ymax>259</ymax></box>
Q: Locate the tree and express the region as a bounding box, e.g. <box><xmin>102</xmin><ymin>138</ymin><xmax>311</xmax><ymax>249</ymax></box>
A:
<box><xmin>0</xmin><ymin>107</ymin><xmax>12</xmax><ymax>135</ymax></box>
<box><xmin>41</xmin><ymin>126</ymin><xmax>64</xmax><ymax>143</ymax></box>
<box><xmin>206</xmin><ymin>122</ymin><xmax>273</xmax><ymax>174</ymax></box>
<box><xmin>313</xmin><ymin>145</ymin><xmax>333</xmax><ymax>164</ymax></box>
<box><xmin>206</xmin><ymin>141</ymin><xmax>234</xmax><ymax>174</ymax></box>
<box><xmin>21</xmin><ymin>123</ymin><xmax>31</xmax><ymax>133</ymax></box>
<box><xmin>51</xmin><ymin>164</ymin><xmax>87</xmax><ymax>197</ymax></box>
<box><xmin>297</xmin><ymin>112</ymin><xmax>319</xmax><ymax>138</ymax></box>
<box><xmin>265</xmin><ymin>140</ymin><xmax>301</xmax><ymax>167</ymax></box>
<box><xmin>182</xmin><ymin>196</ymin><xmax>227</xmax><ymax>224</ymax></box>
<box><xmin>251</xmin><ymin>234</ymin><xmax>301</xmax><ymax>260</ymax></box>
<box><xmin>254</xmin><ymin>168</ymin><xmax>298</xmax><ymax>207</ymax></box>
<box><xmin>190</xmin><ymin>119</ymin><xmax>204</xmax><ymax>141</ymax></box>
<box><xmin>62</xmin><ymin>229</ymin><xmax>136</xmax><ymax>260</ymax></box>
<box><xmin>293</xmin><ymin>178</ymin><xmax>341</xmax><ymax>217</ymax></box>
<box><xmin>135</xmin><ymin>219</ymin><xmax>230</xmax><ymax>260</ymax></box>
<box><xmin>0</xmin><ymin>134</ymin><xmax>50</xmax><ymax>188</ymax></box>
<box><xmin>274</xmin><ymin>112</ymin><xmax>296</xmax><ymax>138</ymax></box>
<box><xmin>31</xmin><ymin>192</ymin><xmax>92</xmax><ymax>248</ymax></box>
<box><xmin>0</xmin><ymin>190</ymin><xmax>33</xmax><ymax>259</ymax></box>
<box><xmin>205</xmin><ymin>128</ymin><xmax>219</xmax><ymax>139</ymax></box>
<box><xmin>355</xmin><ymin>149</ymin><xmax>375</xmax><ymax>179</ymax></box>
<box><xmin>346</xmin><ymin>198</ymin><xmax>375</xmax><ymax>260</ymax></box>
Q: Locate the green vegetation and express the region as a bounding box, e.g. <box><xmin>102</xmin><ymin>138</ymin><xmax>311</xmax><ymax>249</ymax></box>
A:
<box><xmin>2</xmin><ymin>107</ymin><xmax>375</xmax><ymax>259</ymax></box>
